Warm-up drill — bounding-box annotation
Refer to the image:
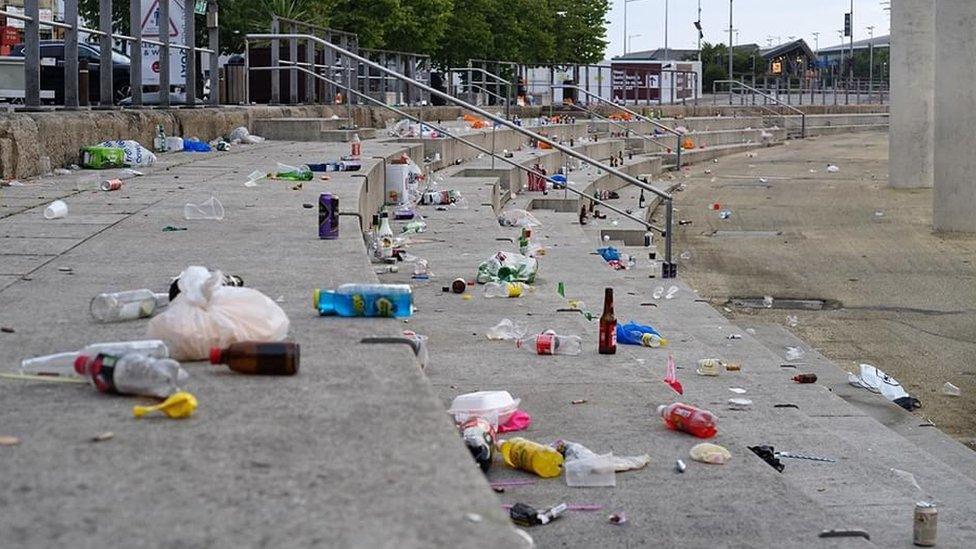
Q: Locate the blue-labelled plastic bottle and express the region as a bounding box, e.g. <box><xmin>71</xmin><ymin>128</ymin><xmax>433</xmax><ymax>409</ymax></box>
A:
<box><xmin>313</xmin><ymin>284</ymin><xmax>413</xmax><ymax>318</ymax></box>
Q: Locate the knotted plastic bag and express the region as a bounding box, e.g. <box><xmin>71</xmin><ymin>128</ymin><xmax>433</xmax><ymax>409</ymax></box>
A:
<box><xmin>147</xmin><ymin>266</ymin><xmax>289</xmax><ymax>360</ymax></box>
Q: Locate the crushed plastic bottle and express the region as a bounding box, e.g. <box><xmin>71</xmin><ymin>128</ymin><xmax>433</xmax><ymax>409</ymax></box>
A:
<box><xmin>516</xmin><ymin>331</ymin><xmax>583</xmax><ymax>356</ymax></box>
<box><xmin>74</xmin><ymin>353</ymin><xmax>188</xmax><ymax>398</ymax></box>
<box><xmin>487</xmin><ymin>281</ymin><xmax>531</xmax><ymax>299</ymax></box>
<box><xmin>486</xmin><ymin>319</ymin><xmax>527</xmax><ymax>341</ymax></box>
<box><xmin>657</xmin><ymin>402</ymin><xmax>717</xmax><ymax>438</ymax></box>
<box><xmin>20</xmin><ymin>340</ymin><xmax>170</xmax><ymax>377</ymax></box>
<box><xmin>90</xmin><ymin>289</ymin><xmax>170</xmax><ymax>322</ymax></box>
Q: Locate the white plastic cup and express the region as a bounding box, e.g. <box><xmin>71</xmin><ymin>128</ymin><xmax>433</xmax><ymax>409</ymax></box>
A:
<box><xmin>43</xmin><ymin>199</ymin><xmax>68</xmax><ymax>219</ymax></box>
<box><xmin>183</xmin><ymin>196</ymin><xmax>224</xmax><ymax>220</ymax></box>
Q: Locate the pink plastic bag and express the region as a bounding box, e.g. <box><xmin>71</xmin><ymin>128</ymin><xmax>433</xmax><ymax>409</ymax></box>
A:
<box><xmin>497</xmin><ymin>409</ymin><xmax>532</xmax><ymax>433</ymax></box>
<box><xmin>664</xmin><ymin>353</ymin><xmax>683</xmax><ymax>395</ymax></box>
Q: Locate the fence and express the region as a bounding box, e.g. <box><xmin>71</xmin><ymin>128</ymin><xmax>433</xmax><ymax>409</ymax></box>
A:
<box><xmin>714</xmin><ymin>75</ymin><xmax>889</xmax><ymax>106</ymax></box>
<box><xmin>0</xmin><ymin>0</ymin><xmax>219</xmax><ymax>108</ymax></box>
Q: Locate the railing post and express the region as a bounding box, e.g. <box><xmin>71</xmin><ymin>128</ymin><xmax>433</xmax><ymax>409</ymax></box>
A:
<box><xmin>23</xmin><ymin>0</ymin><xmax>40</xmax><ymax>108</ymax></box>
<box><xmin>288</xmin><ymin>22</ymin><xmax>298</xmax><ymax>104</ymax></box>
<box><xmin>64</xmin><ymin>0</ymin><xmax>79</xmax><ymax>109</ymax></box>
<box><xmin>159</xmin><ymin>0</ymin><xmax>170</xmax><ymax>107</ymax></box>
<box><xmin>184</xmin><ymin>0</ymin><xmax>196</xmax><ymax>107</ymax></box>
<box><xmin>207</xmin><ymin>0</ymin><xmax>219</xmax><ymax>106</ymax></box>
<box><xmin>99</xmin><ymin>0</ymin><xmax>113</xmax><ymax>106</ymax></box>
<box><xmin>129</xmin><ymin>0</ymin><xmax>142</xmax><ymax>106</ymax></box>
<box><xmin>664</xmin><ymin>198</ymin><xmax>675</xmax><ymax>278</ymax></box>
<box><xmin>270</xmin><ymin>17</ymin><xmax>280</xmax><ymax>104</ymax></box>
<box><xmin>306</xmin><ymin>36</ymin><xmax>315</xmax><ymax>103</ymax></box>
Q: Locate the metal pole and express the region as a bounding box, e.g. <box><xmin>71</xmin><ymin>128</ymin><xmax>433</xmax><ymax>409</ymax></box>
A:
<box><xmin>208</xmin><ymin>0</ymin><xmax>219</xmax><ymax>106</ymax></box>
<box><xmin>159</xmin><ymin>0</ymin><xmax>170</xmax><ymax>107</ymax></box>
<box><xmin>64</xmin><ymin>0</ymin><xmax>79</xmax><ymax>109</ymax></box>
<box><xmin>289</xmin><ymin>22</ymin><xmax>298</xmax><ymax>104</ymax></box>
<box><xmin>99</xmin><ymin>0</ymin><xmax>113</xmax><ymax>106</ymax></box>
<box><xmin>848</xmin><ymin>0</ymin><xmax>854</xmax><ymax>82</ymax></box>
<box><xmin>23</xmin><ymin>0</ymin><xmax>40</xmax><ymax>108</ymax></box>
<box><xmin>129</xmin><ymin>0</ymin><xmax>142</xmax><ymax>106</ymax></box>
<box><xmin>184</xmin><ymin>0</ymin><xmax>196</xmax><ymax>107</ymax></box>
<box><xmin>270</xmin><ymin>17</ymin><xmax>280</xmax><ymax>104</ymax></box>
<box><xmin>664</xmin><ymin>0</ymin><xmax>669</xmax><ymax>62</ymax></box>
<box><xmin>697</xmin><ymin>0</ymin><xmax>702</xmax><ymax>62</ymax></box>
<box><xmin>728</xmin><ymin>0</ymin><xmax>733</xmax><ymax>105</ymax></box>
<box><xmin>306</xmin><ymin>36</ymin><xmax>315</xmax><ymax>103</ymax></box>
<box><xmin>623</xmin><ymin>0</ymin><xmax>627</xmax><ymax>55</ymax></box>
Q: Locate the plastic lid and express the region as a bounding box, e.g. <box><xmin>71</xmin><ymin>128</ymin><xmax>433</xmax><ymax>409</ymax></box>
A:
<box><xmin>209</xmin><ymin>348</ymin><xmax>222</xmax><ymax>365</ymax></box>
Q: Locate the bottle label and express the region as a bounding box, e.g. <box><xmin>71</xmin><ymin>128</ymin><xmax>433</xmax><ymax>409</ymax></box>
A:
<box><xmin>351</xmin><ymin>294</ymin><xmax>366</xmax><ymax>316</ymax></box>
<box><xmin>374</xmin><ymin>297</ymin><xmax>394</xmax><ymax>318</ymax></box>
<box><xmin>599</xmin><ymin>321</ymin><xmax>617</xmax><ymax>350</ymax></box>
<box><xmin>536</xmin><ymin>333</ymin><xmax>555</xmax><ymax>355</ymax></box>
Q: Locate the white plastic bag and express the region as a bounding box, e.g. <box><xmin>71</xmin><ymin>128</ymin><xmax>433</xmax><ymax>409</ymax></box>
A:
<box><xmin>99</xmin><ymin>140</ymin><xmax>157</xmax><ymax>167</ymax></box>
<box><xmin>147</xmin><ymin>266</ymin><xmax>289</xmax><ymax>360</ymax></box>
<box><xmin>498</xmin><ymin>209</ymin><xmax>541</xmax><ymax>228</ymax></box>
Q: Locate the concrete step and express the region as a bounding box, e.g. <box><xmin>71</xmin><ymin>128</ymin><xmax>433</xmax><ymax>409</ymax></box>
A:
<box><xmin>660</xmin><ymin>141</ymin><xmax>784</xmax><ymax>166</ymax></box>
<box><xmin>251</xmin><ymin>117</ymin><xmax>376</xmax><ymax>141</ymax></box>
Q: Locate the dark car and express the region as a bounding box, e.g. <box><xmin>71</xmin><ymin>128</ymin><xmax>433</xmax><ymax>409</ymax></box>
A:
<box><xmin>11</xmin><ymin>40</ymin><xmax>130</xmax><ymax>105</ymax></box>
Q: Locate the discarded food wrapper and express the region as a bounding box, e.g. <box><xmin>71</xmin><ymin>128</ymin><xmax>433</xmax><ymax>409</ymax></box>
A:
<box><xmin>848</xmin><ymin>363</ymin><xmax>920</xmax><ymax>410</ymax></box>
<box><xmin>448</xmin><ymin>390</ymin><xmax>520</xmax><ymax>425</ymax></box>
<box><xmin>133</xmin><ymin>391</ymin><xmax>197</xmax><ymax>419</ymax></box>
<box><xmin>690</xmin><ymin>443</ymin><xmax>731</xmax><ymax>464</ymax></box>
<box><xmin>498</xmin><ymin>409</ymin><xmax>532</xmax><ymax>433</ymax></box>
<box><xmin>147</xmin><ymin>266</ymin><xmax>290</xmax><ymax>361</ymax></box>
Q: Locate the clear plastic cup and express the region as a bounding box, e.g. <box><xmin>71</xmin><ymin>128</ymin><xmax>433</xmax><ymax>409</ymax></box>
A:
<box><xmin>43</xmin><ymin>199</ymin><xmax>68</xmax><ymax>219</ymax></box>
<box><xmin>184</xmin><ymin>196</ymin><xmax>224</xmax><ymax>220</ymax></box>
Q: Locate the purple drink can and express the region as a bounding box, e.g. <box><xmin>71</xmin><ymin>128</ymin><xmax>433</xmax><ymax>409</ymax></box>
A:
<box><xmin>318</xmin><ymin>193</ymin><xmax>339</xmax><ymax>240</ymax></box>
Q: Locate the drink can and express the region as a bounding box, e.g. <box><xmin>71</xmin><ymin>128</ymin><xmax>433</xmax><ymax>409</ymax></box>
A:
<box><xmin>318</xmin><ymin>193</ymin><xmax>339</xmax><ymax>240</ymax></box>
<box><xmin>100</xmin><ymin>179</ymin><xmax>123</xmax><ymax>191</ymax></box>
<box><xmin>914</xmin><ymin>502</ymin><xmax>937</xmax><ymax>546</ymax></box>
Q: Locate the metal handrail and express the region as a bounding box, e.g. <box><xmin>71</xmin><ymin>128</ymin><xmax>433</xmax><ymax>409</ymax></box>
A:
<box><xmin>468</xmin><ymin>84</ymin><xmax>509</xmax><ymax>106</ymax></box>
<box><xmin>0</xmin><ymin>10</ymin><xmax>214</xmax><ymax>53</ymax></box>
<box><xmin>246</xmin><ymin>32</ymin><xmax>676</xmax><ymax>271</ymax></box>
<box><xmin>449</xmin><ymin>66</ymin><xmax>512</xmax><ymax>121</ymax></box>
<box><xmin>551</xmin><ymin>85</ymin><xmax>683</xmax><ymax>169</ymax></box>
<box><xmin>273</xmin><ymin>16</ymin><xmax>358</xmax><ymax>39</ymax></box>
<box><xmin>559</xmin><ymin>101</ymin><xmax>673</xmax><ymax>153</ymax></box>
<box><xmin>713</xmin><ymin>80</ymin><xmax>806</xmax><ymax>138</ymax></box>
<box><xmin>272</xmin><ymin>63</ymin><xmax>661</xmax><ymax>234</ymax></box>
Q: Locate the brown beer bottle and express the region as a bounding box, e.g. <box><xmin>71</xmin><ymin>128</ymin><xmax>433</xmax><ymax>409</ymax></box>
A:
<box><xmin>209</xmin><ymin>341</ymin><xmax>300</xmax><ymax>375</ymax></box>
<box><xmin>599</xmin><ymin>288</ymin><xmax>617</xmax><ymax>355</ymax></box>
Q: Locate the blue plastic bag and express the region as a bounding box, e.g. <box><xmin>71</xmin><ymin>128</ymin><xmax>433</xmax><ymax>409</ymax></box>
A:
<box><xmin>182</xmin><ymin>139</ymin><xmax>212</xmax><ymax>152</ymax></box>
<box><xmin>616</xmin><ymin>321</ymin><xmax>664</xmax><ymax>346</ymax></box>
<box><xmin>597</xmin><ymin>246</ymin><xmax>621</xmax><ymax>262</ymax></box>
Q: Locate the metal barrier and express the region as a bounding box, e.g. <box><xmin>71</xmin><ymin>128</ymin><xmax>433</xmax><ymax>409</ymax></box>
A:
<box><xmin>0</xmin><ymin>0</ymin><xmax>219</xmax><ymax>108</ymax></box>
<box><xmin>717</xmin><ymin>75</ymin><xmax>888</xmax><ymax>106</ymax></box>
<box><xmin>712</xmin><ymin>80</ymin><xmax>806</xmax><ymax>138</ymax></box>
<box><xmin>551</xmin><ymin>85</ymin><xmax>684</xmax><ymax>170</ymax></box>
<box><xmin>555</xmin><ymin>97</ymin><xmax>674</xmax><ymax>155</ymax></box>
<box><xmin>245</xmin><ymin>32</ymin><xmax>678</xmax><ymax>277</ymax></box>
<box><xmin>447</xmin><ymin>66</ymin><xmax>512</xmax><ymax>120</ymax></box>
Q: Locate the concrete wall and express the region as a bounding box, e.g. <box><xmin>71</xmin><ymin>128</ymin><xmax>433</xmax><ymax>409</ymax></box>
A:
<box><xmin>889</xmin><ymin>0</ymin><xmax>934</xmax><ymax>189</ymax></box>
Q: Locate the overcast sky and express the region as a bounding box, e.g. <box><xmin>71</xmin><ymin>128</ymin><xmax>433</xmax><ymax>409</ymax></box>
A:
<box><xmin>604</xmin><ymin>0</ymin><xmax>891</xmax><ymax>58</ymax></box>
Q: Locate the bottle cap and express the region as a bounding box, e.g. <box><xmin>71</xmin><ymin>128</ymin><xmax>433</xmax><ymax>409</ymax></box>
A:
<box><xmin>73</xmin><ymin>355</ymin><xmax>90</xmax><ymax>374</ymax></box>
<box><xmin>656</xmin><ymin>404</ymin><xmax>667</xmax><ymax>417</ymax></box>
<box><xmin>209</xmin><ymin>348</ymin><xmax>222</xmax><ymax>365</ymax></box>
<box><xmin>312</xmin><ymin>288</ymin><xmax>321</xmax><ymax>310</ymax></box>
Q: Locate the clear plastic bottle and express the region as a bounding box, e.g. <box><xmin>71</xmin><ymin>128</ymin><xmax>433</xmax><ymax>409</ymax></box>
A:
<box><xmin>210</xmin><ymin>341</ymin><xmax>300</xmax><ymax>376</ymax></box>
<box><xmin>657</xmin><ymin>402</ymin><xmax>717</xmax><ymax>438</ymax></box>
<box><xmin>313</xmin><ymin>284</ymin><xmax>413</xmax><ymax>318</ymax></box>
<box><xmin>90</xmin><ymin>289</ymin><xmax>169</xmax><ymax>322</ymax></box>
<box><xmin>74</xmin><ymin>352</ymin><xmax>188</xmax><ymax>398</ymax></box>
<box><xmin>377</xmin><ymin>213</ymin><xmax>395</xmax><ymax>260</ymax></box>
<box><xmin>484</xmin><ymin>281</ymin><xmax>528</xmax><ymax>298</ymax></box>
<box><xmin>272</xmin><ymin>163</ymin><xmax>313</xmax><ymax>181</ymax></box>
<box><xmin>516</xmin><ymin>331</ymin><xmax>583</xmax><ymax>356</ymax></box>
<box><xmin>20</xmin><ymin>340</ymin><xmax>170</xmax><ymax>377</ymax></box>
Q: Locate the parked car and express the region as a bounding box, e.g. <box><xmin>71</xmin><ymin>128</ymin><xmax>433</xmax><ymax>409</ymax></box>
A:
<box><xmin>11</xmin><ymin>40</ymin><xmax>130</xmax><ymax>105</ymax></box>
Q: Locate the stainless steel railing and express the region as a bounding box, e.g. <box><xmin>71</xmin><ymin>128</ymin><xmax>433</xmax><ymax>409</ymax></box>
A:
<box><xmin>246</xmin><ymin>32</ymin><xmax>677</xmax><ymax>277</ymax></box>
<box><xmin>448</xmin><ymin>66</ymin><xmax>512</xmax><ymax>121</ymax></box>
<box><xmin>557</xmin><ymin>100</ymin><xmax>674</xmax><ymax>155</ymax></box>
<box><xmin>712</xmin><ymin>80</ymin><xmax>806</xmax><ymax>138</ymax></box>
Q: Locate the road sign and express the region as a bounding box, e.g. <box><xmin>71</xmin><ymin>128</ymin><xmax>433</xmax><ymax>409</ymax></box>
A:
<box><xmin>141</xmin><ymin>0</ymin><xmax>187</xmax><ymax>86</ymax></box>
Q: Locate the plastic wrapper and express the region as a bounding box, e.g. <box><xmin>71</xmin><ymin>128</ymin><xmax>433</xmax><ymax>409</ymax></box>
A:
<box><xmin>147</xmin><ymin>266</ymin><xmax>289</xmax><ymax>360</ymax></box>
<box><xmin>98</xmin><ymin>140</ymin><xmax>157</xmax><ymax>167</ymax></box>
<box><xmin>477</xmin><ymin>251</ymin><xmax>538</xmax><ymax>284</ymax></box>
<box><xmin>498</xmin><ymin>209</ymin><xmax>542</xmax><ymax>228</ymax></box>
<box><xmin>689</xmin><ymin>443</ymin><xmax>731</xmax><ymax>464</ymax></box>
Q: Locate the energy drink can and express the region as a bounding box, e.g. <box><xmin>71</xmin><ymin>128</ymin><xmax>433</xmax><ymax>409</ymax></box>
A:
<box><xmin>914</xmin><ymin>502</ymin><xmax>937</xmax><ymax>546</ymax></box>
<box><xmin>100</xmin><ymin>179</ymin><xmax>123</xmax><ymax>191</ymax></box>
<box><xmin>318</xmin><ymin>193</ymin><xmax>339</xmax><ymax>240</ymax></box>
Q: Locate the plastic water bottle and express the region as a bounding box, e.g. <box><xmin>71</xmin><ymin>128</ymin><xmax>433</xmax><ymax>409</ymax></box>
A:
<box><xmin>484</xmin><ymin>281</ymin><xmax>528</xmax><ymax>298</ymax></box>
<box><xmin>210</xmin><ymin>341</ymin><xmax>300</xmax><ymax>376</ymax></box>
<box><xmin>74</xmin><ymin>353</ymin><xmax>188</xmax><ymax>398</ymax></box>
<box><xmin>516</xmin><ymin>331</ymin><xmax>583</xmax><ymax>356</ymax></box>
<box><xmin>657</xmin><ymin>403</ymin><xmax>717</xmax><ymax>438</ymax></box>
<box><xmin>90</xmin><ymin>289</ymin><xmax>169</xmax><ymax>322</ymax></box>
<box><xmin>19</xmin><ymin>340</ymin><xmax>170</xmax><ymax>377</ymax></box>
<box><xmin>313</xmin><ymin>284</ymin><xmax>413</xmax><ymax>318</ymax></box>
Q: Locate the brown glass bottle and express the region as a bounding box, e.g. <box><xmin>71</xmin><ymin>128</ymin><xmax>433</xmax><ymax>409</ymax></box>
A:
<box><xmin>210</xmin><ymin>341</ymin><xmax>300</xmax><ymax>375</ymax></box>
<box><xmin>599</xmin><ymin>288</ymin><xmax>617</xmax><ymax>355</ymax></box>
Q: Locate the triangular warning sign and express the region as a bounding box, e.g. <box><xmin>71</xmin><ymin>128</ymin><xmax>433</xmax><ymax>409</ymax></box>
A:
<box><xmin>141</xmin><ymin>0</ymin><xmax>182</xmax><ymax>39</ymax></box>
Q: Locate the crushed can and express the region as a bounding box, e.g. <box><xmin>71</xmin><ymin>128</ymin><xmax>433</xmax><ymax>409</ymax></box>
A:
<box><xmin>318</xmin><ymin>193</ymin><xmax>339</xmax><ymax>240</ymax></box>
<box><xmin>914</xmin><ymin>502</ymin><xmax>937</xmax><ymax>546</ymax></box>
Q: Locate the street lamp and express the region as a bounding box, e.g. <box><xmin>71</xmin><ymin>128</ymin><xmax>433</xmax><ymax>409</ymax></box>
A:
<box><xmin>728</xmin><ymin>0</ymin><xmax>734</xmax><ymax>97</ymax></box>
<box><xmin>623</xmin><ymin>0</ymin><xmax>649</xmax><ymax>55</ymax></box>
<box><xmin>866</xmin><ymin>25</ymin><xmax>875</xmax><ymax>95</ymax></box>
<box><xmin>628</xmin><ymin>33</ymin><xmax>643</xmax><ymax>53</ymax></box>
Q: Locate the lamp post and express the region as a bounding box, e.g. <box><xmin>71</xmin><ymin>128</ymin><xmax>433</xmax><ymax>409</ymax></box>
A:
<box><xmin>728</xmin><ymin>0</ymin><xmax>734</xmax><ymax>88</ymax></box>
<box><xmin>663</xmin><ymin>0</ymin><xmax>669</xmax><ymax>62</ymax></box>
<box><xmin>867</xmin><ymin>25</ymin><xmax>875</xmax><ymax>95</ymax></box>
<box><xmin>623</xmin><ymin>0</ymin><xmax>649</xmax><ymax>55</ymax></box>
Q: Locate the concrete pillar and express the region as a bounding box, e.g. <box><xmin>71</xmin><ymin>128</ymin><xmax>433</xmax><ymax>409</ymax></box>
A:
<box><xmin>933</xmin><ymin>1</ymin><xmax>976</xmax><ymax>232</ymax></box>
<box><xmin>889</xmin><ymin>0</ymin><xmax>934</xmax><ymax>189</ymax></box>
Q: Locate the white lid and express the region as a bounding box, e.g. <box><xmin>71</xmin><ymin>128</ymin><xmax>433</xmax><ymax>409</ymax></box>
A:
<box><xmin>447</xmin><ymin>390</ymin><xmax>520</xmax><ymax>421</ymax></box>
